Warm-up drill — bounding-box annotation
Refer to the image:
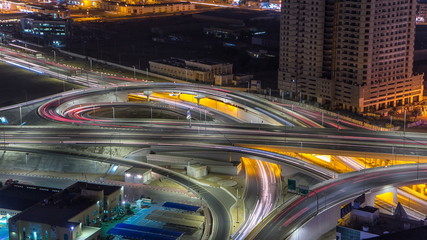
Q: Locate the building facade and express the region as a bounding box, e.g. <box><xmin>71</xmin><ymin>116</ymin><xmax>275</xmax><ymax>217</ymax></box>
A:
<box><xmin>149</xmin><ymin>57</ymin><xmax>233</xmax><ymax>84</ymax></box>
<box><xmin>279</xmin><ymin>0</ymin><xmax>424</xmax><ymax>112</ymax></box>
<box><xmin>336</xmin><ymin>204</ymin><xmax>425</xmax><ymax>240</ymax></box>
<box><xmin>8</xmin><ymin>182</ymin><xmax>123</xmax><ymax>240</ymax></box>
<box><xmin>20</xmin><ymin>14</ymin><xmax>72</xmax><ymax>47</ymax></box>
<box><xmin>125</xmin><ymin>168</ymin><xmax>152</xmax><ymax>184</ymax></box>
<box><xmin>417</xmin><ymin>0</ymin><xmax>427</xmax><ymax>21</ymax></box>
<box><xmin>100</xmin><ymin>1</ymin><xmax>195</xmax><ymax>15</ymax></box>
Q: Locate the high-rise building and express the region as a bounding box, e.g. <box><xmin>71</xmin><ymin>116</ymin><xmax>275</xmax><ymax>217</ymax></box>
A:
<box><xmin>278</xmin><ymin>0</ymin><xmax>424</xmax><ymax>112</ymax></box>
<box><xmin>417</xmin><ymin>0</ymin><xmax>427</xmax><ymax>21</ymax></box>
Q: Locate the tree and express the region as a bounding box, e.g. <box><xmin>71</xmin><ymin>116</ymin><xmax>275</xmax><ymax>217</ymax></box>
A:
<box><xmin>412</xmin><ymin>108</ymin><xmax>422</xmax><ymax>119</ymax></box>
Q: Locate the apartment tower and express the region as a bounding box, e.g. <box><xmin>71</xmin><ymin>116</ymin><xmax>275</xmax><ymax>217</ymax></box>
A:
<box><xmin>278</xmin><ymin>0</ymin><xmax>423</xmax><ymax>112</ymax></box>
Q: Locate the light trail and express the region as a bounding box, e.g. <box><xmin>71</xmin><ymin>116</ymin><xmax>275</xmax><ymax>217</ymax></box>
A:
<box><xmin>232</xmin><ymin>159</ymin><xmax>280</xmax><ymax>239</ymax></box>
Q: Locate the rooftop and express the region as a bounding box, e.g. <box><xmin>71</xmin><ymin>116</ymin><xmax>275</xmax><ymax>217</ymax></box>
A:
<box><xmin>104</xmin><ymin>1</ymin><xmax>191</xmax><ymax>7</ymax></box>
<box><xmin>22</xmin><ymin>14</ymin><xmax>70</xmax><ymax>22</ymax></box>
<box><xmin>150</xmin><ymin>58</ymin><xmax>207</xmax><ymax>72</ymax></box>
<box><xmin>187</xmin><ymin>59</ymin><xmax>229</xmax><ymax>66</ymax></box>
<box><xmin>194</xmin><ymin>8</ymin><xmax>278</xmax><ymax>23</ymax></box>
<box><xmin>125</xmin><ymin>167</ymin><xmax>152</xmax><ymax>174</ymax></box>
<box><xmin>340</xmin><ymin>205</ymin><xmax>425</xmax><ymax>237</ymax></box>
<box><xmin>0</xmin><ymin>184</ymin><xmax>60</xmax><ymax>212</ymax></box>
<box><xmin>11</xmin><ymin>193</ymin><xmax>95</xmax><ymax>227</ymax></box>
<box><xmin>358</xmin><ymin>206</ymin><xmax>378</xmax><ymax>213</ymax></box>
<box><xmin>9</xmin><ymin>182</ymin><xmax>121</xmax><ymax>227</ymax></box>
<box><xmin>368</xmin><ymin>225</ymin><xmax>427</xmax><ymax>240</ymax></box>
<box><xmin>0</xmin><ymin>13</ymin><xmax>27</xmax><ymax>20</ymax></box>
<box><xmin>25</xmin><ymin>4</ymin><xmax>67</xmax><ymax>11</ymax></box>
<box><xmin>71</xmin><ymin>181</ymin><xmax>122</xmax><ymax>196</ymax></box>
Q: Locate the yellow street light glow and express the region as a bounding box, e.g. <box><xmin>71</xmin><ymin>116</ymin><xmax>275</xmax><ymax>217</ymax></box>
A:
<box><xmin>313</xmin><ymin>154</ymin><xmax>331</xmax><ymax>163</ymax></box>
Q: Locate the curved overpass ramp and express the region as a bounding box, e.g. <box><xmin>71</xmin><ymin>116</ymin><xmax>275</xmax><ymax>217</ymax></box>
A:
<box><xmin>249</xmin><ymin>163</ymin><xmax>427</xmax><ymax>240</ymax></box>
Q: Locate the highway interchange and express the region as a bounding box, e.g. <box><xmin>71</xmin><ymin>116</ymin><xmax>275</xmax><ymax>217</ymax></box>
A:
<box><xmin>2</xmin><ymin>46</ymin><xmax>427</xmax><ymax>240</ymax></box>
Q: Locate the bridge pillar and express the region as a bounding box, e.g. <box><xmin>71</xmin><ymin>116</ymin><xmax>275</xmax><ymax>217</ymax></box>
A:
<box><xmin>287</xmin><ymin>199</ymin><xmax>351</xmax><ymax>240</ymax></box>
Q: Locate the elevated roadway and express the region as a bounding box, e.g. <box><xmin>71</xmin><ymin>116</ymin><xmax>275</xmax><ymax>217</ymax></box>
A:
<box><xmin>0</xmin><ymin>80</ymin><xmax>425</xmax><ymax>240</ymax></box>
<box><xmin>248</xmin><ymin>163</ymin><xmax>427</xmax><ymax>240</ymax></box>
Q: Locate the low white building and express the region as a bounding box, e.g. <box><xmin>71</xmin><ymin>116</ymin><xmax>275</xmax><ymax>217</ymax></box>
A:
<box><xmin>187</xmin><ymin>164</ymin><xmax>208</xmax><ymax>179</ymax></box>
<box><xmin>101</xmin><ymin>1</ymin><xmax>195</xmax><ymax>15</ymax></box>
<box><xmin>149</xmin><ymin>57</ymin><xmax>233</xmax><ymax>84</ymax></box>
<box><xmin>125</xmin><ymin>168</ymin><xmax>152</xmax><ymax>184</ymax></box>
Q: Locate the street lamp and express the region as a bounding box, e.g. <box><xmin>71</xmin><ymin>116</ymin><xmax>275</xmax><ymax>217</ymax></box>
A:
<box><xmin>308</xmin><ymin>189</ymin><xmax>319</xmax><ymax>216</ymax></box>
<box><xmin>0</xmin><ymin>116</ymin><xmax>7</xmax><ymax>153</ymax></box>
<box><xmin>291</xmin><ymin>79</ymin><xmax>296</xmax><ymax>99</ymax></box>
<box><xmin>52</xmin><ymin>50</ymin><xmax>56</xmax><ymax>62</ymax></box>
<box><xmin>19</xmin><ymin>105</ymin><xmax>22</xmax><ymax>125</ymax></box>
<box><xmin>133</xmin><ymin>65</ymin><xmax>136</xmax><ymax>79</ymax></box>
<box><xmin>236</xmin><ymin>190</ymin><xmax>239</xmax><ymax>224</ymax></box>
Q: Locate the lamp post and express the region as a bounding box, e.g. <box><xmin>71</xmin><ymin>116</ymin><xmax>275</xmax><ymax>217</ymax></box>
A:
<box><xmin>291</xmin><ymin>79</ymin><xmax>296</xmax><ymax>100</ymax></box>
<box><xmin>133</xmin><ymin>65</ymin><xmax>136</xmax><ymax>79</ymax></box>
<box><xmin>236</xmin><ymin>187</ymin><xmax>239</xmax><ymax>224</ymax></box>
<box><xmin>321</xmin><ymin>112</ymin><xmax>324</xmax><ymax>126</ymax></box>
<box><xmin>52</xmin><ymin>50</ymin><xmax>56</xmax><ymax>62</ymax></box>
<box><xmin>86</xmin><ymin>72</ymin><xmax>89</xmax><ymax>87</ymax></box>
<box><xmin>1</xmin><ymin>117</ymin><xmax>7</xmax><ymax>153</ymax></box>
<box><xmin>2</xmin><ymin>126</ymin><xmax>4</xmax><ymax>153</ymax></box>
<box><xmin>309</xmin><ymin>189</ymin><xmax>319</xmax><ymax>215</ymax></box>
<box><xmin>204</xmin><ymin>109</ymin><xmax>207</xmax><ymax>135</ymax></box>
<box><xmin>337</xmin><ymin>112</ymin><xmax>340</xmax><ymax>130</ymax></box>
<box><xmin>403</xmin><ymin>108</ymin><xmax>407</xmax><ymax>133</ymax></box>
<box><xmin>19</xmin><ymin>105</ymin><xmax>22</xmax><ymax>125</ymax></box>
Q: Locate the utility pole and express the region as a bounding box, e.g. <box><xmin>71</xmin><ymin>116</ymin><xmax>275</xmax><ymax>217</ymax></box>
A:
<box><xmin>321</xmin><ymin>112</ymin><xmax>324</xmax><ymax>126</ymax></box>
<box><xmin>19</xmin><ymin>105</ymin><xmax>22</xmax><ymax>125</ymax></box>
<box><xmin>403</xmin><ymin>109</ymin><xmax>407</xmax><ymax>133</ymax></box>
<box><xmin>236</xmin><ymin>187</ymin><xmax>239</xmax><ymax>223</ymax></box>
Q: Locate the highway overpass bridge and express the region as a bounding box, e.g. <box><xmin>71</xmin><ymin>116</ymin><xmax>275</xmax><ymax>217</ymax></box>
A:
<box><xmin>1</xmin><ymin>83</ymin><xmax>426</xmax><ymax>240</ymax></box>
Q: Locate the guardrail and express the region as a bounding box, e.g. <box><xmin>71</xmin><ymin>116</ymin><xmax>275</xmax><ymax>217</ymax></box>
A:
<box><xmin>257</xmin><ymin>94</ymin><xmax>399</xmax><ymax>131</ymax></box>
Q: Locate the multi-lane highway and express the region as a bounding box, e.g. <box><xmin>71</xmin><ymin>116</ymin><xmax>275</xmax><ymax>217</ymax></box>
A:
<box><xmin>1</xmin><ymin>46</ymin><xmax>426</xmax><ymax>240</ymax></box>
<box><xmin>233</xmin><ymin>158</ymin><xmax>281</xmax><ymax>240</ymax></box>
<box><xmin>27</xmin><ymin>83</ymin><xmax>427</xmax><ymax>240</ymax></box>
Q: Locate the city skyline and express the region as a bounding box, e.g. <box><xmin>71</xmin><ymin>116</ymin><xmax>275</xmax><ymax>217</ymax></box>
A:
<box><xmin>1</xmin><ymin>0</ymin><xmax>427</xmax><ymax>240</ymax></box>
